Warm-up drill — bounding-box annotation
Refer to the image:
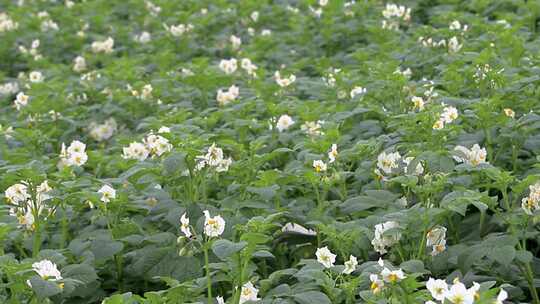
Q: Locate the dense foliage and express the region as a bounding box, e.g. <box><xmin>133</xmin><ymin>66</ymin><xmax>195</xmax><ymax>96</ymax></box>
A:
<box><xmin>1</xmin><ymin>0</ymin><xmax>540</xmax><ymax>303</ymax></box>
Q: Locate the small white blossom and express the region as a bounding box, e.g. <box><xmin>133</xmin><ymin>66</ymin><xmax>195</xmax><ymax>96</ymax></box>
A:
<box><xmin>315</xmin><ymin>246</ymin><xmax>336</xmax><ymax>268</ymax></box>
<box><xmin>203</xmin><ymin>210</ymin><xmax>225</xmax><ymax>237</ymax></box>
<box><xmin>276</xmin><ymin>115</ymin><xmax>295</xmax><ymax>132</ymax></box>
<box><xmin>91</xmin><ymin>37</ymin><xmax>114</xmax><ymax>53</ymax></box>
<box><xmin>343</xmin><ymin>255</ymin><xmax>358</xmax><ymax>274</ymax></box>
<box><xmin>239</xmin><ymin>282</ymin><xmax>259</xmax><ymax>304</ymax></box>
<box><xmin>313</xmin><ymin>160</ymin><xmax>327</xmax><ymax>172</ymax></box>
<box><xmin>426</xmin><ymin>278</ymin><xmax>448</xmax><ymax>301</ymax></box>
<box><xmin>219</xmin><ymin>58</ymin><xmax>238</xmax><ymax>74</ymax></box>
<box><xmin>32</xmin><ymin>260</ymin><xmax>62</xmax><ymax>281</ymax></box>
<box><xmin>180</xmin><ymin>213</ymin><xmax>192</xmax><ymax>238</ymax></box>
<box><xmin>98</xmin><ymin>185</ymin><xmax>116</xmax><ymax>203</ymax></box>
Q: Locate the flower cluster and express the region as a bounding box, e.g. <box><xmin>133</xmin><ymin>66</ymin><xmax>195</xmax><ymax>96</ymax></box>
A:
<box><xmin>376</xmin><ymin>151</ymin><xmax>424</xmax><ymax>179</ymax></box>
<box><xmin>5</xmin><ymin>181</ymin><xmax>53</xmax><ymax>230</ymax></box>
<box><xmin>91</xmin><ymin>37</ymin><xmax>114</xmax><ymax>53</ymax></box>
<box><xmin>164</xmin><ymin>23</ymin><xmax>193</xmax><ymax>37</ymax></box>
<box><xmin>18</xmin><ymin>39</ymin><xmax>42</xmax><ymax>61</ymax></box>
<box><xmin>274</xmin><ymin>71</ymin><xmax>296</xmax><ymax>87</ymax></box>
<box><xmin>60</xmin><ymin>140</ymin><xmax>88</xmax><ymax>167</ymax></box>
<box><xmin>453</xmin><ymin>144</ymin><xmax>487</xmax><ymax>167</ymax></box>
<box><xmin>381</xmin><ymin>3</ymin><xmax>411</xmax><ymax>30</ymax></box>
<box><xmin>433</xmin><ymin>106</ymin><xmax>458</xmax><ymax>130</ymax></box>
<box><xmin>216</xmin><ymin>85</ymin><xmax>239</xmax><ymax>106</ymax></box>
<box><xmin>122</xmin><ymin>132</ymin><xmax>172</xmax><ymax>161</ymax></box>
<box><xmin>219</xmin><ymin>58</ymin><xmax>237</xmax><ymax>74</ymax></box>
<box><xmin>0</xmin><ymin>12</ymin><xmax>18</xmax><ymax>32</ymax></box>
<box><xmin>195</xmin><ymin>143</ymin><xmax>232</xmax><ymax>172</ymax></box>
<box><xmin>369</xmin><ymin>259</ymin><xmax>406</xmax><ymax>294</ymax></box>
<box><xmin>425</xmin><ymin>278</ymin><xmax>506</xmax><ymax>304</ymax></box>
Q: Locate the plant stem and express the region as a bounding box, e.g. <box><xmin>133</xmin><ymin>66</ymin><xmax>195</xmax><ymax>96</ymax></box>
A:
<box><xmin>32</xmin><ymin>222</ymin><xmax>41</xmax><ymax>258</ymax></box>
<box><xmin>204</xmin><ymin>244</ymin><xmax>212</xmax><ymax>304</ymax></box>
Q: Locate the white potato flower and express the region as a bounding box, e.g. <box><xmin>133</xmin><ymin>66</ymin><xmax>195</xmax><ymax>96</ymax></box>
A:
<box><xmin>219</xmin><ymin>58</ymin><xmax>238</xmax><ymax>74</ymax></box>
<box><xmin>60</xmin><ymin>140</ymin><xmax>88</xmax><ymax>167</ymax></box>
<box><xmin>144</xmin><ymin>134</ymin><xmax>172</xmax><ymax>157</ymax></box>
<box><xmin>180</xmin><ymin>213</ymin><xmax>192</xmax><ymax>238</ymax></box>
<box><xmin>448</xmin><ymin>36</ymin><xmax>462</xmax><ymax>53</ymax></box>
<box><xmin>134</xmin><ymin>31</ymin><xmax>152</xmax><ymax>44</ymax></box>
<box><xmin>73</xmin><ymin>56</ymin><xmax>87</xmax><ymax>72</ymax></box>
<box><xmin>350</xmin><ymin>86</ymin><xmax>366</xmax><ymax>98</ymax></box>
<box><xmin>41</xmin><ymin>19</ymin><xmax>59</xmax><ymax>32</ymax></box>
<box><xmin>29</xmin><ymin>71</ymin><xmax>44</xmax><ymax>83</ymax></box>
<box><xmin>250</xmin><ymin>11</ymin><xmax>259</xmax><ymax>22</ymax></box>
<box><xmin>98</xmin><ymin>185</ymin><xmax>115</xmax><ymax>203</ymax></box>
<box><xmin>158</xmin><ymin>126</ymin><xmax>170</xmax><ymax>134</ymax></box>
<box><xmin>440</xmin><ymin>106</ymin><xmax>458</xmax><ymax>124</ymax></box>
<box><xmin>122</xmin><ymin>142</ymin><xmax>150</xmax><ymax>161</ymax></box>
<box><xmin>342</xmin><ymin>255</ymin><xmax>358</xmax><ymax>274</ymax></box>
<box><xmin>274</xmin><ymin>71</ymin><xmax>296</xmax><ymax>87</ymax></box>
<box><xmin>328</xmin><ymin>144</ymin><xmax>338</xmax><ymax>163</ymax></box>
<box><xmin>230</xmin><ymin>35</ymin><xmax>242</xmax><ymax>50</ymax></box>
<box><xmin>165</xmin><ymin>23</ymin><xmax>193</xmax><ymax>37</ymax></box>
<box><xmin>503</xmin><ymin>108</ymin><xmax>515</xmax><ymax>118</ymax></box>
<box><xmin>381</xmin><ymin>268</ymin><xmax>406</xmax><ymax>283</ymax></box>
<box><xmin>241</xmin><ymin>58</ymin><xmax>257</xmax><ymax>76</ymax></box>
<box><xmin>426</xmin><ymin>278</ymin><xmax>448</xmax><ymax>301</ymax></box>
<box><xmin>216</xmin><ymin>85</ymin><xmax>240</xmax><ymax>106</ymax></box>
<box><xmin>370</xmin><ymin>274</ymin><xmax>384</xmax><ymax>294</ymax></box>
<box><xmin>313</xmin><ymin>160</ymin><xmax>327</xmax><ymax>172</ymax></box>
<box><xmin>376</xmin><ymin>151</ymin><xmax>402</xmax><ymax>175</ymax></box>
<box><xmin>91</xmin><ymin>37</ymin><xmax>114</xmax><ymax>54</ymax></box>
<box><xmin>495</xmin><ymin>288</ymin><xmax>508</xmax><ymax>304</ymax></box>
<box><xmin>276</xmin><ymin>115</ymin><xmax>295</xmax><ymax>132</ymax></box>
<box><xmin>239</xmin><ymin>281</ymin><xmax>259</xmax><ymax>304</ymax></box>
<box><xmin>203</xmin><ymin>210</ymin><xmax>225</xmax><ymax>237</ymax></box>
<box><xmin>315</xmin><ymin>246</ymin><xmax>336</xmax><ymax>268</ymax></box>
<box><xmin>32</xmin><ymin>260</ymin><xmax>62</xmax><ymax>280</ymax></box>
<box><xmin>14</xmin><ymin>92</ymin><xmax>29</xmax><ymax>110</ymax></box>
<box><xmin>0</xmin><ymin>13</ymin><xmax>19</xmax><ymax>33</ymax></box>
<box><xmin>453</xmin><ymin>144</ymin><xmax>487</xmax><ymax>166</ymax></box>
<box><xmin>444</xmin><ymin>281</ymin><xmax>475</xmax><ymax>304</ymax></box>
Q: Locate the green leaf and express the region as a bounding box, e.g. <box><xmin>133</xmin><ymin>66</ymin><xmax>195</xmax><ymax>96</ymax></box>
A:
<box><xmin>62</xmin><ymin>264</ymin><xmax>98</xmax><ymax>284</ymax></box>
<box><xmin>90</xmin><ymin>238</ymin><xmax>124</xmax><ymax>261</ymax></box>
<box><xmin>293</xmin><ymin>291</ymin><xmax>331</xmax><ymax>304</ymax></box>
<box><xmin>488</xmin><ymin>245</ymin><xmax>516</xmax><ymax>265</ymax></box>
<box><xmin>162</xmin><ymin>152</ymin><xmax>187</xmax><ymax>176</ymax></box>
<box><xmin>212</xmin><ymin>239</ymin><xmax>247</xmax><ymax>260</ymax></box>
<box><xmin>28</xmin><ymin>276</ymin><xmax>63</xmax><ymax>299</ymax></box>
<box><xmin>516</xmin><ymin>250</ymin><xmax>533</xmax><ymax>263</ymax></box>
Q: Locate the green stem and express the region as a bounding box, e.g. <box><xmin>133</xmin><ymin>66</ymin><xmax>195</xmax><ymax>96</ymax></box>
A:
<box><xmin>32</xmin><ymin>222</ymin><xmax>41</xmax><ymax>258</ymax></box>
<box><xmin>312</xmin><ymin>181</ymin><xmax>321</xmax><ymax>207</ymax></box>
<box><xmin>204</xmin><ymin>244</ymin><xmax>212</xmax><ymax>304</ymax></box>
<box><xmin>61</xmin><ymin>208</ymin><xmax>68</xmax><ymax>249</ymax></box>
